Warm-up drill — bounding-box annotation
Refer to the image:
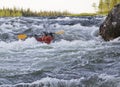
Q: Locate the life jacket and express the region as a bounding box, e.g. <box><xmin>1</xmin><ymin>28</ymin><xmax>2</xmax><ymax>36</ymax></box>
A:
<box><xmin>36</xmin><ymin>35</ymin><xmax>54</xmax><ymax>44</ymax></box>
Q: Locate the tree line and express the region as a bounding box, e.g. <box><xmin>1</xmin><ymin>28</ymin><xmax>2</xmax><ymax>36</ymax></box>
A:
<box><xmin>97</xmin><ymin>0</ymin><xmax>120</xmax><ymax>14</ymax></box>
<box><xmin>1</xmin><ymin>0</ymin><xmax>120</xmax><ymax>17</ymax></box>
<box><xmin>0</xmin><ymin>7</ymin><xmax>71</xmax><ymax>17</ymax></box>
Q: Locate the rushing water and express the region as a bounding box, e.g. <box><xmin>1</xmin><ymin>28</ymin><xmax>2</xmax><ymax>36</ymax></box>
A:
<box><xmin>0</xmin><ymin>16</ymin><xmax>120</xmax><ymax>87</ymax></box>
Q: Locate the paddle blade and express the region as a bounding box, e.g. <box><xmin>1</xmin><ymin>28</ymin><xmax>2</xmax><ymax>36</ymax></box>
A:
<box><xmin>55</xmin><ymin>30</ymin><xmax>64</xmax><ymax>34</ymax></box>
<box><xmin>17</xmin><ymin>34</ymin><xmax>27</xmax><ymax>40</ymax></box>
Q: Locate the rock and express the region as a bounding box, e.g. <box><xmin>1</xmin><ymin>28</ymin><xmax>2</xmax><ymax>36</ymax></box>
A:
<box><xmin>99</xmin><ymin>4</ymin><xmax>120</xmax><ymax>41</ymax></box>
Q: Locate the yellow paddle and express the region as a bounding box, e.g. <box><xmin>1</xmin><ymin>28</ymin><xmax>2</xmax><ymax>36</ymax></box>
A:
<box><xmin>17</xmin><ymin>30</ymin><xmax>64</xmax><ymax>40</ymax></box>
<box><xmin>55</xmin><ymin>30</ymin><xmax>64</xmax><ymax>34</ymax></box>
<box><xmin>17</xmin><ymin>34</ymin><xmax>27</xmax><ymax>40</ymax></box>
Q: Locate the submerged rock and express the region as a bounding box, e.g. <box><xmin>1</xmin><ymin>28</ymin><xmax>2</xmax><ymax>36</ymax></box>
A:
<box><xmin>99</xmin><ymin>4</ymin><xmax>120</xmax><ymax>41</ymax></box>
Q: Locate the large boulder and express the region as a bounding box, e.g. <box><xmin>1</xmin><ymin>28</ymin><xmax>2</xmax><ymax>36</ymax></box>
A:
<box><xmin>99</xmin><ymin>4</ymin><xmax>120</xmax><ymax>41</ymax></box>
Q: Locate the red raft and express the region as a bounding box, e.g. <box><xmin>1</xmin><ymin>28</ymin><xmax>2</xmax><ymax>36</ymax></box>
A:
<box><xmin>35</xmin><ymin>35</ymin><xmax>54</xmax><ymax>44</ymax></box>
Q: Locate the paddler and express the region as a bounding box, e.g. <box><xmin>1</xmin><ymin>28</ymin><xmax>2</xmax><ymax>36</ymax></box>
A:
<box><xmin>34</xmin><ymin>32</ymin><xmax>54</xmax><ymax>44</ymax></box>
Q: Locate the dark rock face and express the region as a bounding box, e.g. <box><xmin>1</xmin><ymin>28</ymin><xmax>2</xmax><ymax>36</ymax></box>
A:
<box><xmin>99</xmin><ymin>4</ymin><xmax>120</xmax><ymax>41</ymax></box>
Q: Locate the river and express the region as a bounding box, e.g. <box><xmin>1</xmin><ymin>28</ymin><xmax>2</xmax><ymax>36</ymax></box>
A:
<box><xmin>0</xmin><ymin>16</ymin><xmax>120</xmax><ymax>87</ymax></box>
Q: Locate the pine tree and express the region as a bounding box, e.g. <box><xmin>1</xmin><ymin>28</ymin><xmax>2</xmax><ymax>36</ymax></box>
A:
<box><xmin>97</xmin><ymin>0</ymin><xmax>120</xmax><ymax>14</ymax></box>
<box><xmin>98</xmin><ymin>0</ymin><xmax>104</xmax><ymax>13</ymax></box>
<box><xmin>110</xmin><ymin>0</ymin><xmax>117</xmax><ymax>8</ymax></box>
<box><xmin>105</xmin><ymin>0</ymin><xmax>110</xmax><ymax>12</ymax></box>
<box><xmin>117</xmin><ymin>0</ymin><xmax>120</xmax><ymax>3</ymax></box>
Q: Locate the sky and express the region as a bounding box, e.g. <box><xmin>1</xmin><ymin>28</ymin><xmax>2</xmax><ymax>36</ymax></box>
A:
<box><xmin>0</xmin><ymin>0</ymin><xmax>99</xmax><ymax>13</ymax></box>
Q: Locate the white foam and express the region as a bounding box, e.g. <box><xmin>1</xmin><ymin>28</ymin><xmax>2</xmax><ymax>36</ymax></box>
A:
<box><xmin>55</xmin><ymin>17</ymin><xmax>89</xmax><ymax>21</ymax></box>
<box><xmin>99</xmin><ymin>74</ymin><xmax>117</xmax><ymax>81</ymax></box>
<box><xmin>51</xmin><ymin>39</ymin><xmax>100</xmax><ymax>52</ymax></box>
<box><xmin>15</xmin><ymin>77</ymin><xmax>84</xmax><ymax>87</ymax></box>
<box><xmin>98</xmin><ymin>74</ymin><xmax>120</xmax><ymax>87</ymax></box>
<box><xmin>22</xmin><ymin>17</ymin><xmax>42</xmax><ymax>22</ymax></box>
<box><xmin>110</xmin><ymin>37</ymin><xmax>120</xmax><ymax>42</ymax></box>
<box><xmin>55</xmin><ymin>17</ymin><xmax>70</xmax><ymax>21</ymax></box>
<box><xmin>0</xmin><ymin>37</ymin><xmax>38</xmax><ymax>51</ymax></box>
<box><xmin>2</xmin><ymin>37</ymin><xmax>101</xmax><ymax>52</ymax></box>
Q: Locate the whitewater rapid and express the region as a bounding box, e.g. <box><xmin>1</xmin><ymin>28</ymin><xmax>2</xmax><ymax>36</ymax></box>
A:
<box><xmin>0</xmin><ymin>16</ymin><xmax>120</xmax><ymax>87</ymax></box>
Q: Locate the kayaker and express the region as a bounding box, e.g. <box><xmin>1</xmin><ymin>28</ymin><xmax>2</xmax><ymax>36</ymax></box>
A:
<box><xmin>34</xmin><ymin>32</ymin><xmax>54</xmax><ymax>44</ymax></box>
<box><xmin>17</xmin><ymin>30</ymin><xmax>64</xmax><ymax>44</ymax></box>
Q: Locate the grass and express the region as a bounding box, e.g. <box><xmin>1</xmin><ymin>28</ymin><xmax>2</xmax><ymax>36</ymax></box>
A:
<box><xmin>69</xmin><ymin>12</ymin><xmax>109</xmax><ymax>17</ymax></box>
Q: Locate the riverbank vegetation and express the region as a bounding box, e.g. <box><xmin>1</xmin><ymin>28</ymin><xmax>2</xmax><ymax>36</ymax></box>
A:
<box><xmin>0</xmin><ymin>0</ymin><xmax>120</xmax><ymax>17</ymax></box>
<box><xmin>0</xmin><ymin>8</ymin><xmax>71</xmax><ymax>17</ymax></box>
<box><xmin>96</xmin><ymin>0</ymin><xmax>120</xmax><ymax>15</ymax></box>
<box><xmin>70</xmin><ymin>13</ymin><xmax>98</xmax><ymax>16</ymax></box>
<box><xmin>0</xmin><ymin>7</ymin><xmax>102</xmax><ymax>17</ymax></box>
